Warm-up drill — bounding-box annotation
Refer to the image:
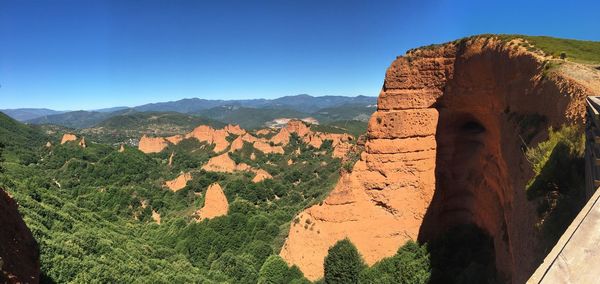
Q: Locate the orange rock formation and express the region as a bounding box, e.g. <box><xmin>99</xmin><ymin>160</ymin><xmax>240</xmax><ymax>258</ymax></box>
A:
<box><xmin>280</xmin><ymin>36</ymin><xmax>600</xmax><ymax>282</ymax></box>
<box><xmin>253</xmin><ymin>140</ymin><xmax>284</xmax><ymax>154</ymax></box>
<box><xmin>78</xmin><ymin>137</ymin><xmax>86</xmax><ymax>148</ymax></box>
<box><xmin>229</xmin><ymin>136</ymin><xmax>244</xmax><ymax>152</ymax></box>
<box><xmin>201</xmin><ymin>153</ymin><xmax>239</xmax><ymax>173</ymax></box>
<box><xmin>138</xmin><ymin>135</ymin><xmax>169</xmax><ymax>153</ymax></box>
<box><xmin>252</xmin><ymin>169</ymin><xmax>273</xmax><ymax>183</ymax></box>
<box><xmin>138</xmin><ymin>124</ymin><xmax>247</xmax><ymax>154</ymax></box>
<box><xmin>165</xmin><ymin>172</ymin><xmax>192</xmax><ymax>192</ymax></box>
<box><xmin>0</xmin><ymin>188</ymin><xmax>39</xmax><ymax>283</ymax></box>
<box><xmin>60</xmin><ymin>133</ymin><xmax>77</xmax><ymax>144</ymax></box>
<box><xmin>224</xmin><ymin>124</ymin><xmax>246</xmax><ymax>135</ymax></box>
<box><xmin>196</xmin><ymin>183</ymin><xmax>229</xmax><ymax>220</ymax></box>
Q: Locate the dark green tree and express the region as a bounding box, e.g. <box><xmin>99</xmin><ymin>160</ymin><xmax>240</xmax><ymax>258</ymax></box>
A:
<box><xmin>258</xmin><ymin>255</ymin><xmax>289</xmax><ymax>284</ymax></box>
<box><xmin>324</xmin><ymin>238</ymin><xmax>365</xmax><ymax>284</ymax></box>
<box><xmin>359</xmin><ymin>240</ymin><xmax>430</xmax><ymax>284</ymax></box>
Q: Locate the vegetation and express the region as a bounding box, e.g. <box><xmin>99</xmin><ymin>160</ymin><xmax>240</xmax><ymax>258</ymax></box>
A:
<box><xmin>258</xmin><ymin>255</ymin><xmax>307</xmax><ymax>284</ymax></box>
<box><xmin>525</xmin><ymin>125</ymin><xmax>586</xmax><ymax>246</ymax></box>
<box><xmin>359</xmin><ymin>241</ymin><xmax>430</xmax><ymax>284</ymax></box>
<box><xmin>324</xmin><ymin>239</ymin><xmax>366</xmax><ymax>284</ymax></box>
<box><xmin>0</xmin><ymin>113</ymin><xmax>356</xmax><ymax>282</ymax></box>
<box><xmin>518</xmin><ymin>35</ymin><xmax>600</xmax><ymax>64</ymax></box>
<box><xmin>410</xmin><ymin>34</ymin><xmax>600</xmax><ymax>65</ymax></box>
<box><xmin>311</xmin><ymin>120</ymin><xmax>368</xmax><ymax>139</ymax></box>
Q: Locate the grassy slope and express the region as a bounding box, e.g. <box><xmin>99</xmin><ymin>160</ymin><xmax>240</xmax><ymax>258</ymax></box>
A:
<box><xmin>516</xmin><ymin>35</ymin><xmax>600</xmax><ymax>64</ymax></box>
<box><xmin>411</xmin><ymin>34</ymin><xmax>600</xmax><ymax>65</ymax></box>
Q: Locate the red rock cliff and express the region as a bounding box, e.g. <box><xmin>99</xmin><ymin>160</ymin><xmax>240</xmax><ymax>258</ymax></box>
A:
<box><xmin>0</xmin><ymin>188</ymin><xmax>39</xmax><ymax>283</ymax></box>
<box><xmin>281</xmin><ymin>36</ymin><xmax>600</xmax><ymax>282</ymax></box>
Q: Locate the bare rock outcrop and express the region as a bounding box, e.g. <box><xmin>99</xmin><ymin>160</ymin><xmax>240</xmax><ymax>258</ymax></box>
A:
<box><xmin>252</xmin><ymin>169</ymin><xmax>273</xmax><ymax>183</ymax></box>
<box><xmin>60</xmin><ymin>133</ymin><xmax>77</xmax><ymax>144</ymax></box>
<box><xmin>229</xmin><ymin>136</ymin><xmax>244</xmax><ymax>152</ymax></box>
<box><xmin>138</xmin><ymin>135</ymin><xmax>169</xmax><ymax>153</ymax></box>
<box><xmin>78</xmin><ymin>137</ymin><xmax>86</xmax><ymax>148</ymax></box>
<box><xmin>253</xmin><ymin>141</ymin><xmax>284</xmax><ymax>154</ymax></box>
<box><xmin>224</xmin><ymin>124</ymin><xmax>246</xmax><ymax>136</ymax></box>
<box><xmin>151</xmin><ymin>210</ymin><xmax>161</xmax><ymax>224</ymax></box>
<box><xmin>185</xmin><ymin>125</ymin><xmax>230</xmax><ymax>153</ymax></box>
<box><xmin>165</xmin><ymin>172</ymin><xmax>192</xmax><ymax>192</ymax></box>
<box><xmin>196</xmin><ymin>183</ymin><xmax>228</xmax><ymax>220</ymax></box>
<box><xmin>0</xmin><ymin>188</ymin><xmax>39</xmax><ymax>283</ymax></box>
<box><xmin>280</xmin><ymin>36</ymin><xmax>600</xmax><ymax>282</ymax></box>
<box><xmin>201</xmin><ymin>153</ymin><xmax>239</xmax><ymax>173</ymax></box>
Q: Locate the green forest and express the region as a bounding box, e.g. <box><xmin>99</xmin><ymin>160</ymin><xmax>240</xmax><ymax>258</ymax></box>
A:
<box><xmin>0</xmin><ymin>108</ymin><xmax>585</xmax><ymax>283</ymax></box>
<box><xmin>0</xmin><ymin>112</ymin><xmax>433</xmax><ymax>283</ymax></box>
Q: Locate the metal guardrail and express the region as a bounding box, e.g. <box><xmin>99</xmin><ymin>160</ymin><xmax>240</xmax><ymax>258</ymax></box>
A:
<box><xmin>527</xmin><ymin>96</ymin><xmax>600</xmax><ymax>283</ymax></box>
<box><xmin>585</xmin><ymin>96</ymin><xmax>600</xmax><ymax>197</ymax></box>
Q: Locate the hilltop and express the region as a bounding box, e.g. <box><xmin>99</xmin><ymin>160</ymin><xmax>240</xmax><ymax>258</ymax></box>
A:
<box><xmin>1</xmin><ymin>95</ymin><xmax>377</xmax><ymax>129</ymax></box>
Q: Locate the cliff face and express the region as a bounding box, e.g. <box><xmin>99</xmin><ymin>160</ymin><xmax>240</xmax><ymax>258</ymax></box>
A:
<box><xmin>196</xmin><ymin>183</ymin><xmax>228</xmax><ymax>220</ymax></box>
<box><xmin>281</xmin><ymin>37</ymin><xmax>600</xmax><ymax>282</ymax></box>
<box><xmin>0</xmin><ymin>188</ymin><xmax>39</xmax><ymax>283</ymax></box>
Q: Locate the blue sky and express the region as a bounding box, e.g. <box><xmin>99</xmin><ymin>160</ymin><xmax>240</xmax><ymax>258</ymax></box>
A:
<box><xmin>1</xmin><ymin>0</ymin><xmax>599</xmax><ymax>110</ymax></box>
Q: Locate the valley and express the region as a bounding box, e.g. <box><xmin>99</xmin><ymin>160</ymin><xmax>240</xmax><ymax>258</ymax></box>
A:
<box><xmin>2</xmin><ymin>33</ymin><xmax>600</xmax><ymax>283</ymax></box>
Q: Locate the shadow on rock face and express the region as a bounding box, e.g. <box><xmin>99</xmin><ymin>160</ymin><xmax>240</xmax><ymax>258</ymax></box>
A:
<box><xmin>427</xmin><ymin>224</ymin><xmax>500</xmax><ymax>284</ymax></box>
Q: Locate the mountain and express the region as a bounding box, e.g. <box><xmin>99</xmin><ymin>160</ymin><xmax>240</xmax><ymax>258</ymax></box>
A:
<box><xmin>194</xmin><ymin>106</ymin><xmax>310</xmax><ymax>129</ymax></box>
<box><xmin>92</xmin><ymin>106</ymin><xmax>130</xmax><ymax>113</ymax></box>
<box><xmin>133</xmin><ymin>94</ymin><xmax>376</xmax><ymax>113</ymax></box>
<box><xmin>312</xmin><ymin>103</ymin><xmax>377</xmax><ymax>122</ymax></box>
<box><xmin>266</xmin><ymin>94</ymin><xmax>376</xmax><ymax>113</ymax></box>
<box><xmin>94</xmin><ymin>111</ymin><xmax>224</xmax><ymax>130</ymax></box>
<box><xmin>80</xmin><ymin>111</ymin><xmax>226</xmax><ymax>143</ymax></box>
<box><xmin>26</xmin><ymin>109</ymin><xmax>135</xmax><ymax>129</ymax></box>
<box><xmin>0</xmin><ymin>108</ymin><xmax>66</xmax><ymax>121</ymax></box>
<box><xmin>20</xmin><ymin>95</ymin><xmax>377</xmax><ymax>129</ymax></box>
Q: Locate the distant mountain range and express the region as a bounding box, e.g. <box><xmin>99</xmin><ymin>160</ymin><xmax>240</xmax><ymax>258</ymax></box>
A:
<box><xmin>1</xmin><ymin>95</ymin><xmax>377</xmax><ymax>129</ymax></box>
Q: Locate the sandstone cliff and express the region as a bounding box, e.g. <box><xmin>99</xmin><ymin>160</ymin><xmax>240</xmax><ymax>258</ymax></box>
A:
<box><xmin>0</xmin><ymin>188</ymin><xmax>39</xmax><ymax>283</ymax></box>
<box><xmin>138</xmin><ymin>135</ymin><xmax>169</xmax><ymax>153</ymax></box>
<box><xmin>196</xmin><ymin>183</ymin><xmax>229</xmax><ymax>220</ymax></box>
<box><xmin>165</xmin><ymin>172</ymin><xmax>192</xmax><ymax>192</ymax></box>
<box><xmin>280</xmin><ymin>36</ymin><xmax>600</xmax><ymax>282</ymax></box>
<box><xmin>60</xmin><ymin>133</ymin><xmax>77</xmax><ymax>144</ymax></box>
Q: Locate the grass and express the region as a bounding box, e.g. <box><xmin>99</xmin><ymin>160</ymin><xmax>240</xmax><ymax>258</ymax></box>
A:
<box><xmin>408</xmin><ymin>34</ymin><xmax>600</xmax><ymax>65</ymax></box>
<box><xmin>525</xmin><ymin>125</ymin><xmax>586</xmax><ymax>248</ymax></box>
<box><xmin>518</xmin><ymin>35</ymin><xmax>600</xmax><ymax>64</ymax></box>
<box><xmin>311</xmin><ymin>120</ymin><xmax>368</xmax><ymax>138</ymax></box>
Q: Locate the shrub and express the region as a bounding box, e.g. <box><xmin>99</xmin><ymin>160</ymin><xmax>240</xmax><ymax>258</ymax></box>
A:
<box><xmin>324</xmin><ymin>238</ymin><xmax>365</xmax><ymax>284</ymax></box>
<box><xmin>359</xmin><ymin>241</ymin><xmax>430</xmax><ymax>284</ymax></box>
<box><xmin>258</xmin><ymin>255</ymin><xmax>289</xmax><ymax>284</ymax></box>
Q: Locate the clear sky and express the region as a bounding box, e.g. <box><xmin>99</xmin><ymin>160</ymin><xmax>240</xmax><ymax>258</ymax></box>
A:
<box><xmin>1</xmin><ymin>0</ymin><xmax>599</xmax><ymax>110</ymax></box>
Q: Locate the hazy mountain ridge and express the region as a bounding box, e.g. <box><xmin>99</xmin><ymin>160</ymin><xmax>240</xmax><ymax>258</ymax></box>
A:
<box><xmin>5</xmin><ymin>95</ymin><xmax>377</xmax><ymax>129</ymax></box>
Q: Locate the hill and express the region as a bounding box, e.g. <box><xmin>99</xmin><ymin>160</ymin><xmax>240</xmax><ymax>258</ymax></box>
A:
<box><xmin>0</xmin><ymin>113</ymin><xmax>364</xmax><ymax>282</ymax></box>
<box><xmin>0</xmin><ymin>108</ymin><xmax>66</xmax><ymax>121</ymax></box>
<box><xmin>26</xmin><ymin>109</ymin><xmax>134</xmax><ymax>128</ymax></box>
<box><xmin>0</xmin><ymin>112</ymin><xmax>46</xmax><ymax>163</ymax></box>
<box><xmin>194</xmin><ymin>106</ymin><xmax>310</xmax><ymax>129</ymax></box>
<box><xmin>19</xmin><ymin>95</ymin><xmax>377</xmax><ymax>129</ymax></box>
<box><xmin>80</xmin><ymin>112</ymin><xmax>226</xmax><ymax>143</ymax></box>
<box><xmin>133</xmin><ymin>94</ymin><xmax>377</xmax><ymax>114</ymax></box>
<box><xmin>313</xmin><ymin>104</ymin><xmax>376</xmax><ymax>122</ymax></box>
